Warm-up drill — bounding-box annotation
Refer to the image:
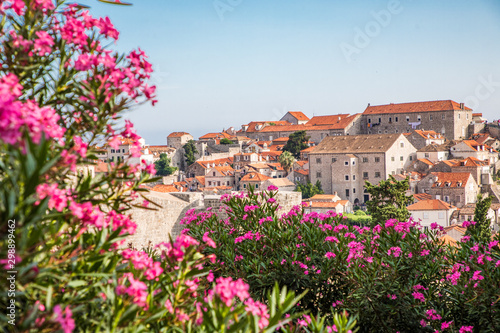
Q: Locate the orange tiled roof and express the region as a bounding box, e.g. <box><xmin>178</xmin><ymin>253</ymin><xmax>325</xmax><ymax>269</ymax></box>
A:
<box><xmin>273</xmin><ymin>137</ymin><xmax>290</xmax><ymax>143</ymax></box>
<box><xmin>294</xmin><ymin>169</ymin><xmax>309</xmax><ymax>176</ymax></box>
<box><xmin>408</xmin><ymin>199</ymin><xmax>456</xmax><ymax>211</ymax></box>
<box><xmin>443</xmin><ymin>224</ymin><xmax>466</xmax><ymax>235</ymax></box>
<box><xmin>306</xmin><ymin>114</ymin><xmax>351</xmax><ymax>126</ymax></box>
<box><xmin>438</xmin><ymin>235</ymin><xmax>458</xmax><ymax>247</ymax></box>
<box><xmin>208</xmin><ymin>165</ymin><xmax>235</xmax><ymax>176</ymax></box>
<box><xmin>301</xmin><ymin>146</ymin><xmax>316</xmax><ymax>153</ymax></box>
<box><xmin>168</xmin><ymin>132</ymin><xmax>190</xmax><ymax>138</ymax></box>
<box><xmin>240</xmin><ymin>172</ymin><xmax>271</xmax><ymax>182</ymax></box>
<box><xmin>195</xmin><ymin>176</ymin><xmax>205</xmax><ymax>186</ymax></box>
<box><xmin>197</xmin><ymin>157</ymin><xmax>234</xmax><ymax>168</ymax></box>
<box><xmin>413</xmin><ymin>193</ymin><xmax>432</xmax><ymax>202</ymax></box>
<box><xmin>310</xmin><ymin>194</ymin><xmax>340</xmax><ymax>201</ymax></box>
<box><xmin>266</xmin><ymin>162</ymin><xmax>284</xmax><ymax>171</ymax></box>
<box><xmin>430</xmin><ymin>172</ymin><xmax>472</xmax><ymax>188</ymax></box>
<box><xmin>305</xmin><ymin>201</ymin><xmax>348</xmax><ymax>208</ymax></box>
<box><xmin>287</xmin><ymin>111</ymin><xmax>310</xmax><ymax>121</ymax></box>
<box><xmin>441</xmin><ymin>159</ymin><xmax>460</xmax><ymax>167</ymax></box>
<box><xmin>454</xmin><ymin>157</ymin><xmax>489</xmax><ymax>167</ymax></box>
<box><xmin>414</xmin><ymin>130</ymin><xmax>443</xmax><ymax>140</ymax></box>
<box><xmin>417</xmin><ymin>158</ymin><xmax>435</xmax><ymax>166</ymax></box>
<box><xmin>151</xmin><ymin>184</ymin><xmax>179</xmax><ymax>193</ymax></box>
<box><xmin>363</xmin><ymin>100</ymin><xmax>472</xmax><ymax>115</ymax></box>
<box><xmin>239</xmin><ymin>121</ymin><xmax>292</xmax><ymax>133</ymax></box>
<box><xmin>199</xmin><ymin>132</ymin><xmax>232</xmax><ymax>140</ymax></box>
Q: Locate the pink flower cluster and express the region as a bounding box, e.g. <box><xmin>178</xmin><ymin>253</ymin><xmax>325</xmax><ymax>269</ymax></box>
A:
<box><xmin>116</xmin><ymin>273</ymin><xmax>148</xmax><ymax>308</ymax></box>
<box><xmin>212</xmin><ymin>276</ymin><xmax>250</xmax><ymax>307</ymax></box>
<box><xmin>158</xmin><ymin>234</ymin><xmax>199</xmax><ymax>262</ymax></box>
<box><xmin>53</xmin><ymin>305</ymin><xmax>75</xmax><ymax>333</ymax></box>
<box><xmin>0</xmin><ymin>74</ymin><xmax>65</xmax><ymax>147</ymax></box>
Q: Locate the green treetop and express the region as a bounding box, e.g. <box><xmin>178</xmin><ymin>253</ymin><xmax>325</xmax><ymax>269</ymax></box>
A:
<box><xmin>283</xmin><ymin>130</ymin><xmax>310</xmax><ymax>159</ymax></box>
<box><xmin>154</xmin><ymin>153</ymin><xmax>177</xmax><ymax>176</ymax></box>
<box><xmin>465</xmin><ymin>194</ymin><xmax>493</xmax><ymax>243</ymax></box>
<box><xmin>183</xmin><ymin>140</ymin><xmax>198</xmax><ymax>166</ymax></box>
<box><xmin>365</xmin><ymin>175</ymin><xmax>413</xmax><ymax>225</ymax></box>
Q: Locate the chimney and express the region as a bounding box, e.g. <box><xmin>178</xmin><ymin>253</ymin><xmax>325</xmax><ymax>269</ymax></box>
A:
<box><xmin>367</xmin><ymin>103</ymin><xmax>370</xmax><ymax>107</ymax></box>
<box><xmin>460</xmin><ymin>103</ymin><xmax>464</xmax><ymax>110</ymax></box>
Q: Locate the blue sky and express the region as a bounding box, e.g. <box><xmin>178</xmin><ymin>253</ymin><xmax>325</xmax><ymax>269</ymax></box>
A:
<box><xmin>87</xmin><ymin>0</ymin><xmax>500</xmax><ymax>144</ymax></box>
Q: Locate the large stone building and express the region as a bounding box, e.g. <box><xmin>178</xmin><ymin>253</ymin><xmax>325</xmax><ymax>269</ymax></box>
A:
<box><xmin>417</xmin><ymin>172</ymin><xmax>478</xmax><ymax>208</ymax></box>
<box><xmin>360</xmin><ymin>100</ymin><xmax>473</xmax><ymax>140</ymax></box>
<box><xmin>308</xmin><ymin>134</ymin><xmax>417</xmax><ymax>205</ymax></box>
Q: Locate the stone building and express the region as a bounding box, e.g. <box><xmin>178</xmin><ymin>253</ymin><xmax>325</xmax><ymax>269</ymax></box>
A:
<box><xmin>417</xmin><ymin>172</ymin><xmax>478</xmax><ymax>208</ymax></box>
<box><xmin>308</xmin><ymin>134</ymin><xmax>417</xmax><ymax>205</ymax></box>
<box><xmin>416</xmin><ymin>144</ymin><xmax>450</xmax><ymax>163</ymax></box>
<box><xmin>360</xmin><ymin>100</ymin><xmax>473</xmax><ymax>140</ymax></box>
<box><xmin>280</xmin><ymin>111</ymin><xmax>310</xmax><ymax>125</ymax></box>
<box><xmin>407</xmin><ymin>199</ymin><xmax>457</xmax><ymax>228</ymax></box>
<box><xmin>167</xmin><ymin>132</ymin><xmax>193</xmax><ymax>149</ymax></box>
<box><xmin>405</xmin><ymin>130</ymin><xmax>446</xmax><ymax>150</ymax></box>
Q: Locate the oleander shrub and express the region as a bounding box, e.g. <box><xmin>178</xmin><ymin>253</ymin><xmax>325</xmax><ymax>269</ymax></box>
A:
<box><xmin>184</xmin><ymin>186</ymin><xmax>500</xmax><ymax>332</ymax></box>
<box><xmin>0</xmin><ymin>1</ymin><xmax>359</xmax><ymax>332</ymax></box>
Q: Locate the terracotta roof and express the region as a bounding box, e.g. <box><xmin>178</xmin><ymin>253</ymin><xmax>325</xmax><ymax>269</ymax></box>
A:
<box><xmin>208</xmin><ymin>165</ymin><xmax>235</xmax><ymax>176</ymax></box>
<box><xmin>105</xmin><ymin>137</ymin><xmax>138</xmax><ymax>147</ymax></box>
<box><xmin>245</xmin><ymin>114</ymin><xmax>361</xmax><ymax>133</ymax></box>
<box><xmin>295</xmin><ymin>160</ymin><xmax>308</xmax><ymax>167</ymax></box>
<box><xmin>272</xmin><ymin>137</ymin><xmax>290</xmax><ymax>143</ymax></box>
<box><xmin>470</xmin><ymin>133</ymin><xmax>491</xmax><ymax>145</ymax></box>
<box><xmin>310</xmin><ymin>134</ymin><xmax>403</xmax><ymax>154</ymax></box>
<box><xmin>199</xmin><ymin>132</ymin><xmax>232</xmax><ymax>140</ymax></box>
<box><xmin>266</xmin><ymin>178</ymin><xmax>295</xmax><ymax>187</ymax></box>
<box><xmin>408</xmin><ymin>199</ymin><xmax>456</xmax><ymax>211</ymax></box>
<box><xmin>151</xmin><ymin>184</ymin><xmax>180</xmax><ymax>193</ymax></box>
<box><xmin>287</xmin><ymin>111</ymin><xmax>310</xmax><ymax>121</ymax></box>
<box><xmin>95</xmin><ymin>162</ymin><xmax>110</xmax><ymax>173</ymax></box>
<box><xmin>306</xmin><ymin>114</ymin><xmax>351</xmax><ymax>126</ymax></box>
<box><xmin>195</xmin><ymin>176</ymin><xmax>205</xmax><ymax>186</ymax></box>
<box><xmin>417</xmin><ymin>158</ymin><xmax>435</xmax><ymax>166</ymax></box>
<box><xmin>363</xmin><ymin>100</ymin><xmax>472</xmax><ymax>115</ymax></box>
<box><xmin>294</xmin><ymin>169</ymin><xmax>309</xmax><ymax>176</ymax></box>
<box><xmin>304</xmin><ymin>200</ymin><xmax>349</xmax><ymax>208</ymax></box>
<box><xmin>266</xmin><ymin>162</ymin><xmax>284</xmax><ymax>171</ymax></box>
<box><xmin>438</xmin><ymin>235</ymin><xmax>458</xmax><ymax>247</ymax></box>
<box><xmin>458</xmin><ymin>203</ymin><xmax>476</xmax><ymax>215</ymax></box>
<box><xmin>197</xmin><ymin>157</ymin><xmax>233</xmax><ymax>168</ymax></box>
<box><xmin>168</xmin><ymin>132</ymin><xmax>191</xmax><ymax>138</ymax></box>
<box><xmin>310</xmin><ymin>194</ymin><xmax>341</xmax><ymax>201</ymax></box>
<box><xmin>430</xmin><ymin>172</ymin><xmax>473</xmax><ymax>188</ymax></box>
<box><xmin>239</xmin><ymin>121</ymin><xmax>292</xmax><ymax>133</ymax></box>
<box><xmin>247</xmin><ymin>163</ymin><xmax>271</xmax><ymax>170</ymax></box>
<box><xmin>441</xmin><ymin>159</ymin><xmax>460</xmax><ymax>167</ymax></box>
<box><xmin>413</xmin><ymin>193</ymin><xmax>432</xmax><ymax>202</ymax></box>
<box><xmin>454</xmin><ymin>157</ymin><xmax>489</xmax><ymax>167</ymax></box>
<box><xmin>148</xmin><ymin>145</ymin><xmax>176</xmax><ymax>155</ymax></box>
<box><xmin>240</xmin><ymin>172</ymin><xmax>271</xmax><ymax>182</ymax></box>
<box><xmin>443</xmin><ymin>224</ymin><xmax>466</xmax><ymax>235</ymax></box>
<box><xmin>413</xmin><ymin>130</ymin><xmax>444</xmax><ymax>140</ymax></box>
<box><xmin>300</xmin><ymin>146</ymin><xmax>316</xmax><ymax>153</ymax></box>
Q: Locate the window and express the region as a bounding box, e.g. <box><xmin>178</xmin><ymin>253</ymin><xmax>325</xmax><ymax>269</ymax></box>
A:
<box><xmin>353</xmin><ymin>188</ymin><xmax>356</xmax><ymax>193</ymax></box>
<box><xmin>429</xmin><ymin>115</ymin><xmax>433</xmax><ymax>121</ymax></box>
<box><xmin>466</xmin><ymin>113</ymin><xmax>469</xmax><ymax>119</ymax></box>
<box><xmin>442</xmin><ymin>114</ymin><xmax>445</xmax><ymax>120</ymax></box>
<box><xmin>316</xmin><ymin>158</ymin><xmax>322</xmax><ymax>164</ymax></box>
<box><xmin>444</xmin><ymin>196</ymin><xmax>450</xmax><ymax>202</ymax></box>
<box><xmin>391</xmin><ymin>157</ymin><xmax>395</xmax><ymax>162</ymax></box>
<box><xmin>344</xmin><ymin>161</ymin><xmax>349</xmax><ymax>166</ymax></box>
<box><xmin>368</xmin><ymin>118</ymin><xmax>371</xmax><ymax>124</ymax></box>
<box><xmin>243</xmin><ymin>184</ymin><xmax>247</xmax><ymax>188</ymax></box>
<box><xmin>345</xmin><ymin>175</ymin><xmax>349</xmax><ymax>181</ymax></box>
<box><xmin>395</xmin><ymin>129</ymin><xmax>399</xmax><ymax>133</ymax></box>
<box><xmin>346</xmin><ymin>189</ymin><xmax>350</xmax><ymax>197</ymax></box>
<box><xmin>375</xmin><ymin>172</ymin><xmax>381</xmax><ymax>178</ymax></box>
<box><xmin>362</xmin><ymin>157</ymin><xmax>368</xmax><ymax>163</ymax></box>
<box><xmin>406</xmin><ymin>116</ymin><xmax>410</xmax><ymax>122</ymax></box>
<box><xmin>352</xmin><ymin>160</ymin><xmax>356</xmax><ymax>165</ymax></box>
<box><xmin>378</xmin><ymin>118</ymin><xmax>381</xmax><ymax>123</ymax></box>
<box><xmin>353</xmin><ymin>175</ymin><xmax>356</xmax><ymax>180</ymax></box>
<box><xmin>400</xmin><ymin>141</ymin><xmax>404</xmax><ymax>148</ymax></box>
<box><xmin>363</xmin><ymin>172</ymin><xmax>368</xmax><ymax>179</ymax></box>
<box><xmin>395</xmin><ymin>117</ymin><xmax>398</xmax><ymax>122</ymax></box>
<box><xmin>255</xmin><ymin>184</ymin><xmax>259</xmax><ymax>189</ymax></box>
<box><xmin>332</xmin><ymin>158</ymin><xmax>337</xmax><ymax>163</ymax></box>
<box><xmin>316</xmin><ymin>172</ymin><xmax>322</xmax><ymax>178</ymax></box>
<box><xmin>410</xmin><ymin>156</ymin><xmax>413</xmax><ymax>161</ymax></box>
<box><xmin>389</xmin><ymin>117</ymin><xmax>392</xmax><ymax>122</ymax></box>
<box><xmin>417</xmin><ymin>115</ymin><xmax>421</xmax><ymax>121</ymax></box>
<box><xmin>213</xmin><ymin>172</ymin><xmax>216</xmax><ymax>176</ymax></box>
<box><xmin>400</xmin><ymin>156</ymin><xmax>404</xmax><ymax>161</ymax></box>
<box><xmin>111</xmin><ymin>149</ymin><xmax>115</xmax><ymax>153</ymax></box>
<box><xmin>423</xmin><ymin>212</ymin><xmax>429</xmax><ymax>219</ymax></box>
<box><xmin>208</xmin><ymin>181</ymin><xmax>212</xmax><ymax>186</ymax></box>
<box><xmin>458</xmin><ymin>114</ymin><xmax>461</xmax><ymax>119</ymax></box>
<box><xmin>122</xmin><ymin>149</ymin><xmax>125</xmax><ymax>153</ymax></box>
<box><xmin>438</xmin><ymin>212</ymin><xmax>445</xmax><ymax>219</ymax></box>
<box><xmin>425</xmin><ymin>153</ymin><xmax>430</xmax><ymax>158</ymax></box>
<box><xmin>375</xmin><ymin>157</ymin><xmax>380</xmax><ymax>163</ymax></box>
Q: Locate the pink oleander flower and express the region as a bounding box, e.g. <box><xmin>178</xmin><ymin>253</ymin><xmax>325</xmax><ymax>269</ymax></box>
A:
<box><xmin>203</xmin><ymin>232</ymin><xmax>217</xmax><ymax>248</ymax></box>
<box><xmin>53</xmin><ymin>305</ymin><xmax>75</xmax><ymax>333</ymax></box>
<box><xmin>267</xmin><ymin>185</ymin><xmax>278</xmax><ymax>191</ymax></box>
<box><xmin>388</xmin><ymin>246</ymin><xmax>402</xmax><ymax>257</ymax></box>
<box><xmin>34</xmin><ymin>31</ymin><xmax>54</xmax><ymax>56</ymax></box>
<box><xmin>412</xmin><ymin>291</ymin><xmax>426</xmax><ymax>302</ymax></box>
<box><xmin>459</xmin><ymin>326</ymin><xmax>473</xmax><ymax>333</ymax></box>
<box><xmin>430</xmin><ymin>222</ymin><xmax>439</xmax><ymax>230</ymax></box>
<box><xmin>325</xmin><ymin>252</ymin><xmax>336</xmax><ymax>259</ymax></box>
<box><xmin>441</xmin><ymin>321</ymin><xmax>452</xmax><ymax>329</ymax></box>
<box><xmin>144</xmin><ymin>261</ymin><xmax>163</xmax><ymax>280</ymax></box>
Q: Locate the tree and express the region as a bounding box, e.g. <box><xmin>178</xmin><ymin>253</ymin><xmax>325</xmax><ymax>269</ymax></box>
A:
<box><xmin>279</xmin><ymin>150</ymin><xmax>295</xmax><ymax>175</ymax></box>
<box><xmin>154</xmin><ymin>153</ymin><xmax>177</xmax><ymax>176</ymax></box>
<box><xmin>296</xmin><ymin>180</ymin><xmax>324</xmax><ymax>199</ymax></box>
<box><xmin>283</xmin><ymin>130</ymin><xmax>310</xmax><ymax>159</ymax></box>
<box><xmin>183</xmin><ymin>140</ymin><xmax>198</xmax><ymax>166</ymax></box>
<box><xmin>219</xmin><ymin>138</ymin><xmax>233</xmax><ymax>144</ymax></box>
<box><xmin>465</xmin><ymin>194</ymin><xmax>493</xmax><ymax>243</ymax></box>
<box><xmin>365</xmin><ymin>175</ymin><xmax>413</xmax><ymax>225</ymax></box>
